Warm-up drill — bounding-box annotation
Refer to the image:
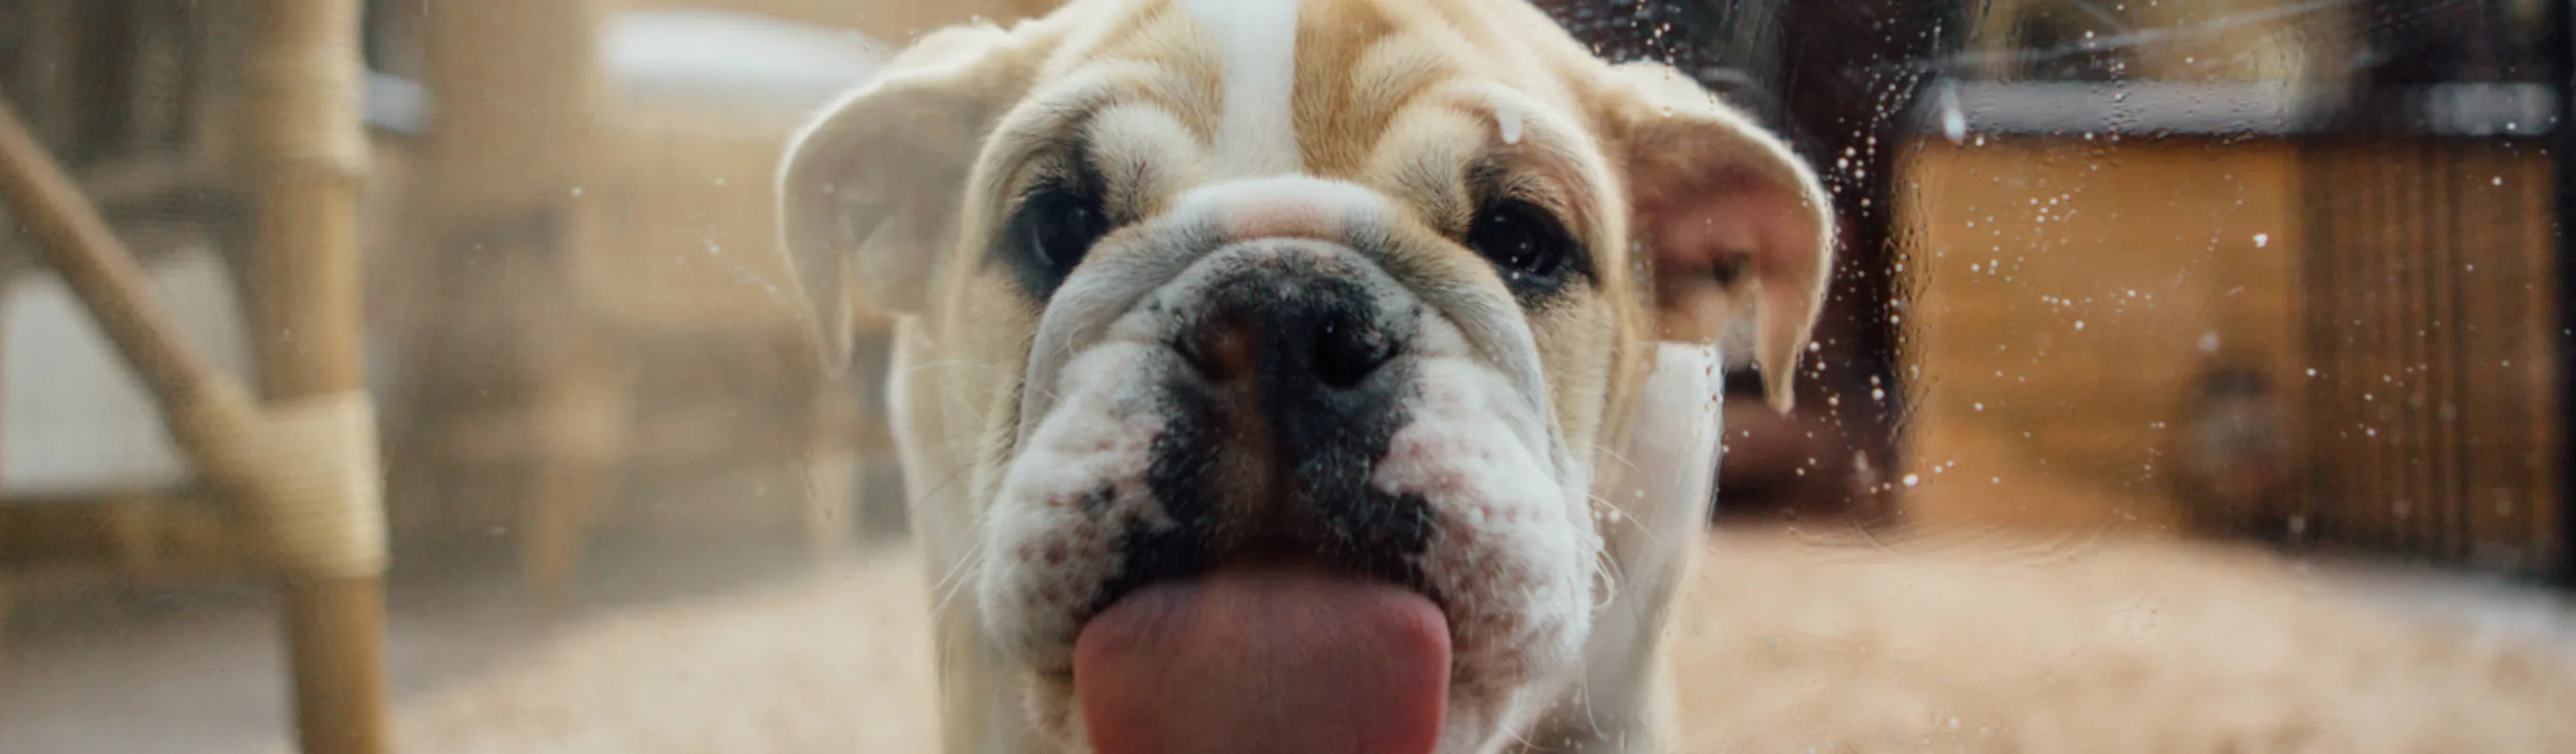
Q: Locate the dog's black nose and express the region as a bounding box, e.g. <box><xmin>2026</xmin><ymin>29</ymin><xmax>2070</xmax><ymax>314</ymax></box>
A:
<box><xmin>1116</xmin><ymin>246</ymin><xmax>1431</xmax><ymax>611</ymax></box>
<box><xmin>1176</xmin><ymin>262</ymin><xmax>1402</xmax><ymax>394</ymax></box>
<box><xmin>1161</xmin><ymin>245</ymin><xmax>1421</xmax><ymax>545</ymax></box>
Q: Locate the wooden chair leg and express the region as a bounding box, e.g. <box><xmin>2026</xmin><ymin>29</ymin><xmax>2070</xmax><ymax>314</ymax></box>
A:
<box><xmin>236</xmin><ymin>0</ymin><xmax>392</xmax><ymax>748</ymax></box>
<box><xmin>279</xmin><ymin>577</ymin><xmax>388</xmax><ymax>754</ymax></box>
<box><xmin>0</xmin><ymin>576</ymin><xmax>14</xmax><ymax>687</ymax></box>
<box><xmin>519</xmin><ymin>470</ymin><xmax>597</xmax><ymax>606</ymax></box>
<box><xmin>519</xmin><ymin>359</ymin><xmax>631</xmax><ymax>607</ymax></box>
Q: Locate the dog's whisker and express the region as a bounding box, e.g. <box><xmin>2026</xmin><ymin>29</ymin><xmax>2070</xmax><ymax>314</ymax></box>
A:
<box><xmin>1586</xmin><ymin>489</ymin><xmax>1642</xmax><ymax>529</ymax></box>
<box><xmin>929</xmin><ymin>497</ymin><xmax>1010</xmax><ymax>622</ymax></box>
<box><xmin>1592</xmin><ymin>440</ymin><xmax>1643</xmax><ymax>478</ymax></box>
<box><xmin>1579</xmin><ymin>668</ymin><xmax>1604</xmax><ymax>740</ymax></box>
<box><xmin>1585</xmin><ymin>489</ymin><xmax>1655</xmax><ymax>586</ymax></box>
<box><xmin>930</xmin><ymin>539</ymin><xmax>989</xmax><ymax>621</ymax></box>
<box><xmin>900</xmin><ymin>357</ymin><xmax>1000</xmax><ymax>375</ymax></box>
<box><xmin>1590</xmin><ymin>537</ymin><xmax>1626</xmax><ymax>612</ymax></box>
<box><xmin>909</xmin><ymin>451</ymin><xmax>983</xmax><ymax>504</ymax></box>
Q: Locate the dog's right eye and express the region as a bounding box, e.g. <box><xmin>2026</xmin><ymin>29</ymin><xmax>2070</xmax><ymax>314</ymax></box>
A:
<box><xmin>1466</xmin><ymin>198</ymin><xmax>1585</xmax><ymax>302</ymax></box>
<box><xmin>999</xmin><ymin>182</ymin><xmax>1113</xmax><ymax>298</ymax></box>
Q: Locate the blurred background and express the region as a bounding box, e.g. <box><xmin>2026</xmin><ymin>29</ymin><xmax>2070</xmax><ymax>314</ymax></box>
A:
<box><xmin>0</xmin><ymin>0</ymin><xmax>2572</xmax><ymax>751</ymax></box>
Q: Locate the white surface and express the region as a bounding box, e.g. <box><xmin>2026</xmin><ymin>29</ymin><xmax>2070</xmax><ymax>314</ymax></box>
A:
<box><xmin>602</xmin><ymin>9</ymin><xmax>891</xmax><ymax>114</ymax></box>
<box><xmin>2</xmin><ymin>245</ymin><xmax>258</xmax><ymax>497</ymax></box>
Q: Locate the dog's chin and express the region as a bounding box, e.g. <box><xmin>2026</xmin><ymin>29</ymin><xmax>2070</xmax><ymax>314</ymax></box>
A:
<box><xmin>1070</xmin><ymin>564</ymin><xmax>1453</xmax><ymax>754</ymax></box>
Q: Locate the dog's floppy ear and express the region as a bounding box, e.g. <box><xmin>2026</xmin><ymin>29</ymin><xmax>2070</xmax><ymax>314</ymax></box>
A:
<box><xmin>776</xmin><ymin>22</ymin><xmax>1049</xmax><ymax>372</ymax></box>
<box><xmin>1592</xmin><ymin>61</ymin><xmax>1836</xmax><ymax>413</ymax></box>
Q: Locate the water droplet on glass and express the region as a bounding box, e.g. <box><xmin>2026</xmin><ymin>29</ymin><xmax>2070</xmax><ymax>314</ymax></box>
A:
<box><xmin>1938</xmin><ymin>82</ymin><xmax>1968</xmax><ymax>144</ymax></box>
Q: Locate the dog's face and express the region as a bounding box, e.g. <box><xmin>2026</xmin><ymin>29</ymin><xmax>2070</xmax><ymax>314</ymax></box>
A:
<box><xmin>776</xmin><ymin>0</ymin><xmax>1832</xmax><ymax>750</ymax></box>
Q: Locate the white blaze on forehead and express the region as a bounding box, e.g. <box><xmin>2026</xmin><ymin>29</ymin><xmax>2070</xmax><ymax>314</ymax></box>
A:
<box><xmin>1179</xmin><ymin>0</ymin><xmax>1304</xmax><ymax>175</ymax></box>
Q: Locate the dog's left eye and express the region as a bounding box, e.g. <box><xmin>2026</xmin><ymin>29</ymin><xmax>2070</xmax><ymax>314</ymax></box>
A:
<box><xmin>1466</xmin><ymin>199</ymin><xmax>1580</xmax><ymax>293</ymax></box>
<box><xmin>1000</xmin><ymin>182</ymin><xmax>1113</xmax><ymax>297</ymax></box>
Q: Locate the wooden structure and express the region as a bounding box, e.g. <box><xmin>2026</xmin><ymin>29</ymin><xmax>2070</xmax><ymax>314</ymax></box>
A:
<box><xmin>1894</xmin><ymin>0</ymin><xmax>2569</xmax><ymax>582</ymax></box>
<box><xmin>0</xmin><ymin>0</ymin><xmax>1057</xmax><ymax>746</ymax></box>
<box><xmin>0</xmin><ymin>0</ymin><xmax>391</xmax><ymax>750</ymax></box>
<box><xmin>2296</xmin><ymin>138</ymin><xmax>2562</xmax><ymax>576</ymax></box>
<box><xmin>1898</xmin><ymin>136</ymin><xmax>2313</xmax><ymax>534</ymax></box>
<box><xmin>379</xmin><ymin>0</ymin><xmax>1056</xmax><ymax>600</ymax></box>
<box><xmin>383</xmin><ymin>0</ymin><xmax>896</xmax><ymax>601</ymax></box>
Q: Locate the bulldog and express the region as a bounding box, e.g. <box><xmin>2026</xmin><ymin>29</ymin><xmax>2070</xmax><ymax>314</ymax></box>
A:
<box><xmin>770</xmin><ymin>1</ymin><xmax>1834</xmax><ymax>751</ymax></box>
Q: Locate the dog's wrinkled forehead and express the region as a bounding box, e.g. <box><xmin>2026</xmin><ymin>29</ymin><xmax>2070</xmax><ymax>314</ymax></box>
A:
<box><xmin>777</xmin><ymin>0</ymin><xmax>1838</xmax><ymax>411</ymax></box>
<box><xmin>982</xmin><ymin>0</ymin><xmax>1622</xmax><ymax>235</ymax></box>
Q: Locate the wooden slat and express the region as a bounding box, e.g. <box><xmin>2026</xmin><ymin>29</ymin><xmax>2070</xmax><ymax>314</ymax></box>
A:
<box><xmin>0</xmin><ymin>491</ymin><xmax>257</xmax><ymax>578</ymax></box>
<box><xmin>76</xmin><ymin>151</ymin><xmax>223</xmax><ymax>208</ymax></box>
<box><xmin>2297</xmin><ymin>139</ymin><xmax>2563</xmax><ymax>579</ymax></box>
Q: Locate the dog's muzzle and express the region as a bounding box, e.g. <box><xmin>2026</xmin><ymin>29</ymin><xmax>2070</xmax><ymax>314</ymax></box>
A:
<box><xmin>1062</xmin><ymin>240</ymin><xmax>1460</xmax><ymax>754</ymax></box>
<box><xmin>1106</xmin><ymin>240</ymin><xmax>1435</xmax><ymax>609</ymax></box>
<box><xmin>981</xmin><ymin>179</ymin><xmax>1593</xmax><ymax>754</ymax></box>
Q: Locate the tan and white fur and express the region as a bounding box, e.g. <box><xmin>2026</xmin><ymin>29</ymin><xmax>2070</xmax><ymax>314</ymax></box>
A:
<box><xmin>771</xmin><ymin>1</ymin><xmax>1835</xmax><ymax>751</ymax></box>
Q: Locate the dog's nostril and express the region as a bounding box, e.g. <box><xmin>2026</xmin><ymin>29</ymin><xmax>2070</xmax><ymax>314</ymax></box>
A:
<box><xmin>1180</xmin><ymin>310</ymin><xmax>1262</xmax><ymax>383</ymax></box>
<box><xmin>1312</xmin><ymin>319</ymin><xmax>1395</xmax><ymax>389</ymax></box>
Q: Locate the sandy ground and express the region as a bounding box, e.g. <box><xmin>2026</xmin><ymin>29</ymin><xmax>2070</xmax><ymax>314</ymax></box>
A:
<box><xmin>8</xmin><ymin>529</ymin><xmax>2575</xmax><ymax>754</ymax></box>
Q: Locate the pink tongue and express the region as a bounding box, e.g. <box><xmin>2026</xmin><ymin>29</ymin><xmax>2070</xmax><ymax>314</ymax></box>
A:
<box><xmin>1074</xmin><ymin>568</ymin><xmax>1451</xmax><ymax>754</ymax></box>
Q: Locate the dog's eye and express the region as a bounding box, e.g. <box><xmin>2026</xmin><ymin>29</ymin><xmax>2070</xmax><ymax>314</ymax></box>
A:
<box><xmin>1466</xmin><ymin>199</ymin><xmax>1579</xmax><ymax>292</ymax></box>
<box><xmin>1001</xmin><ymin>182</ymin><xmax>1112</xmax><ymax>296</ymax></box>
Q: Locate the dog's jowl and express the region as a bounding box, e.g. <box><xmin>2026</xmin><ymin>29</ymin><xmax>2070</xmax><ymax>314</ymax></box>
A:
<box><xmin>771</xmin><ymin>1</ymin><xmax>1838</xmax><ymax>752</ymax></box>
